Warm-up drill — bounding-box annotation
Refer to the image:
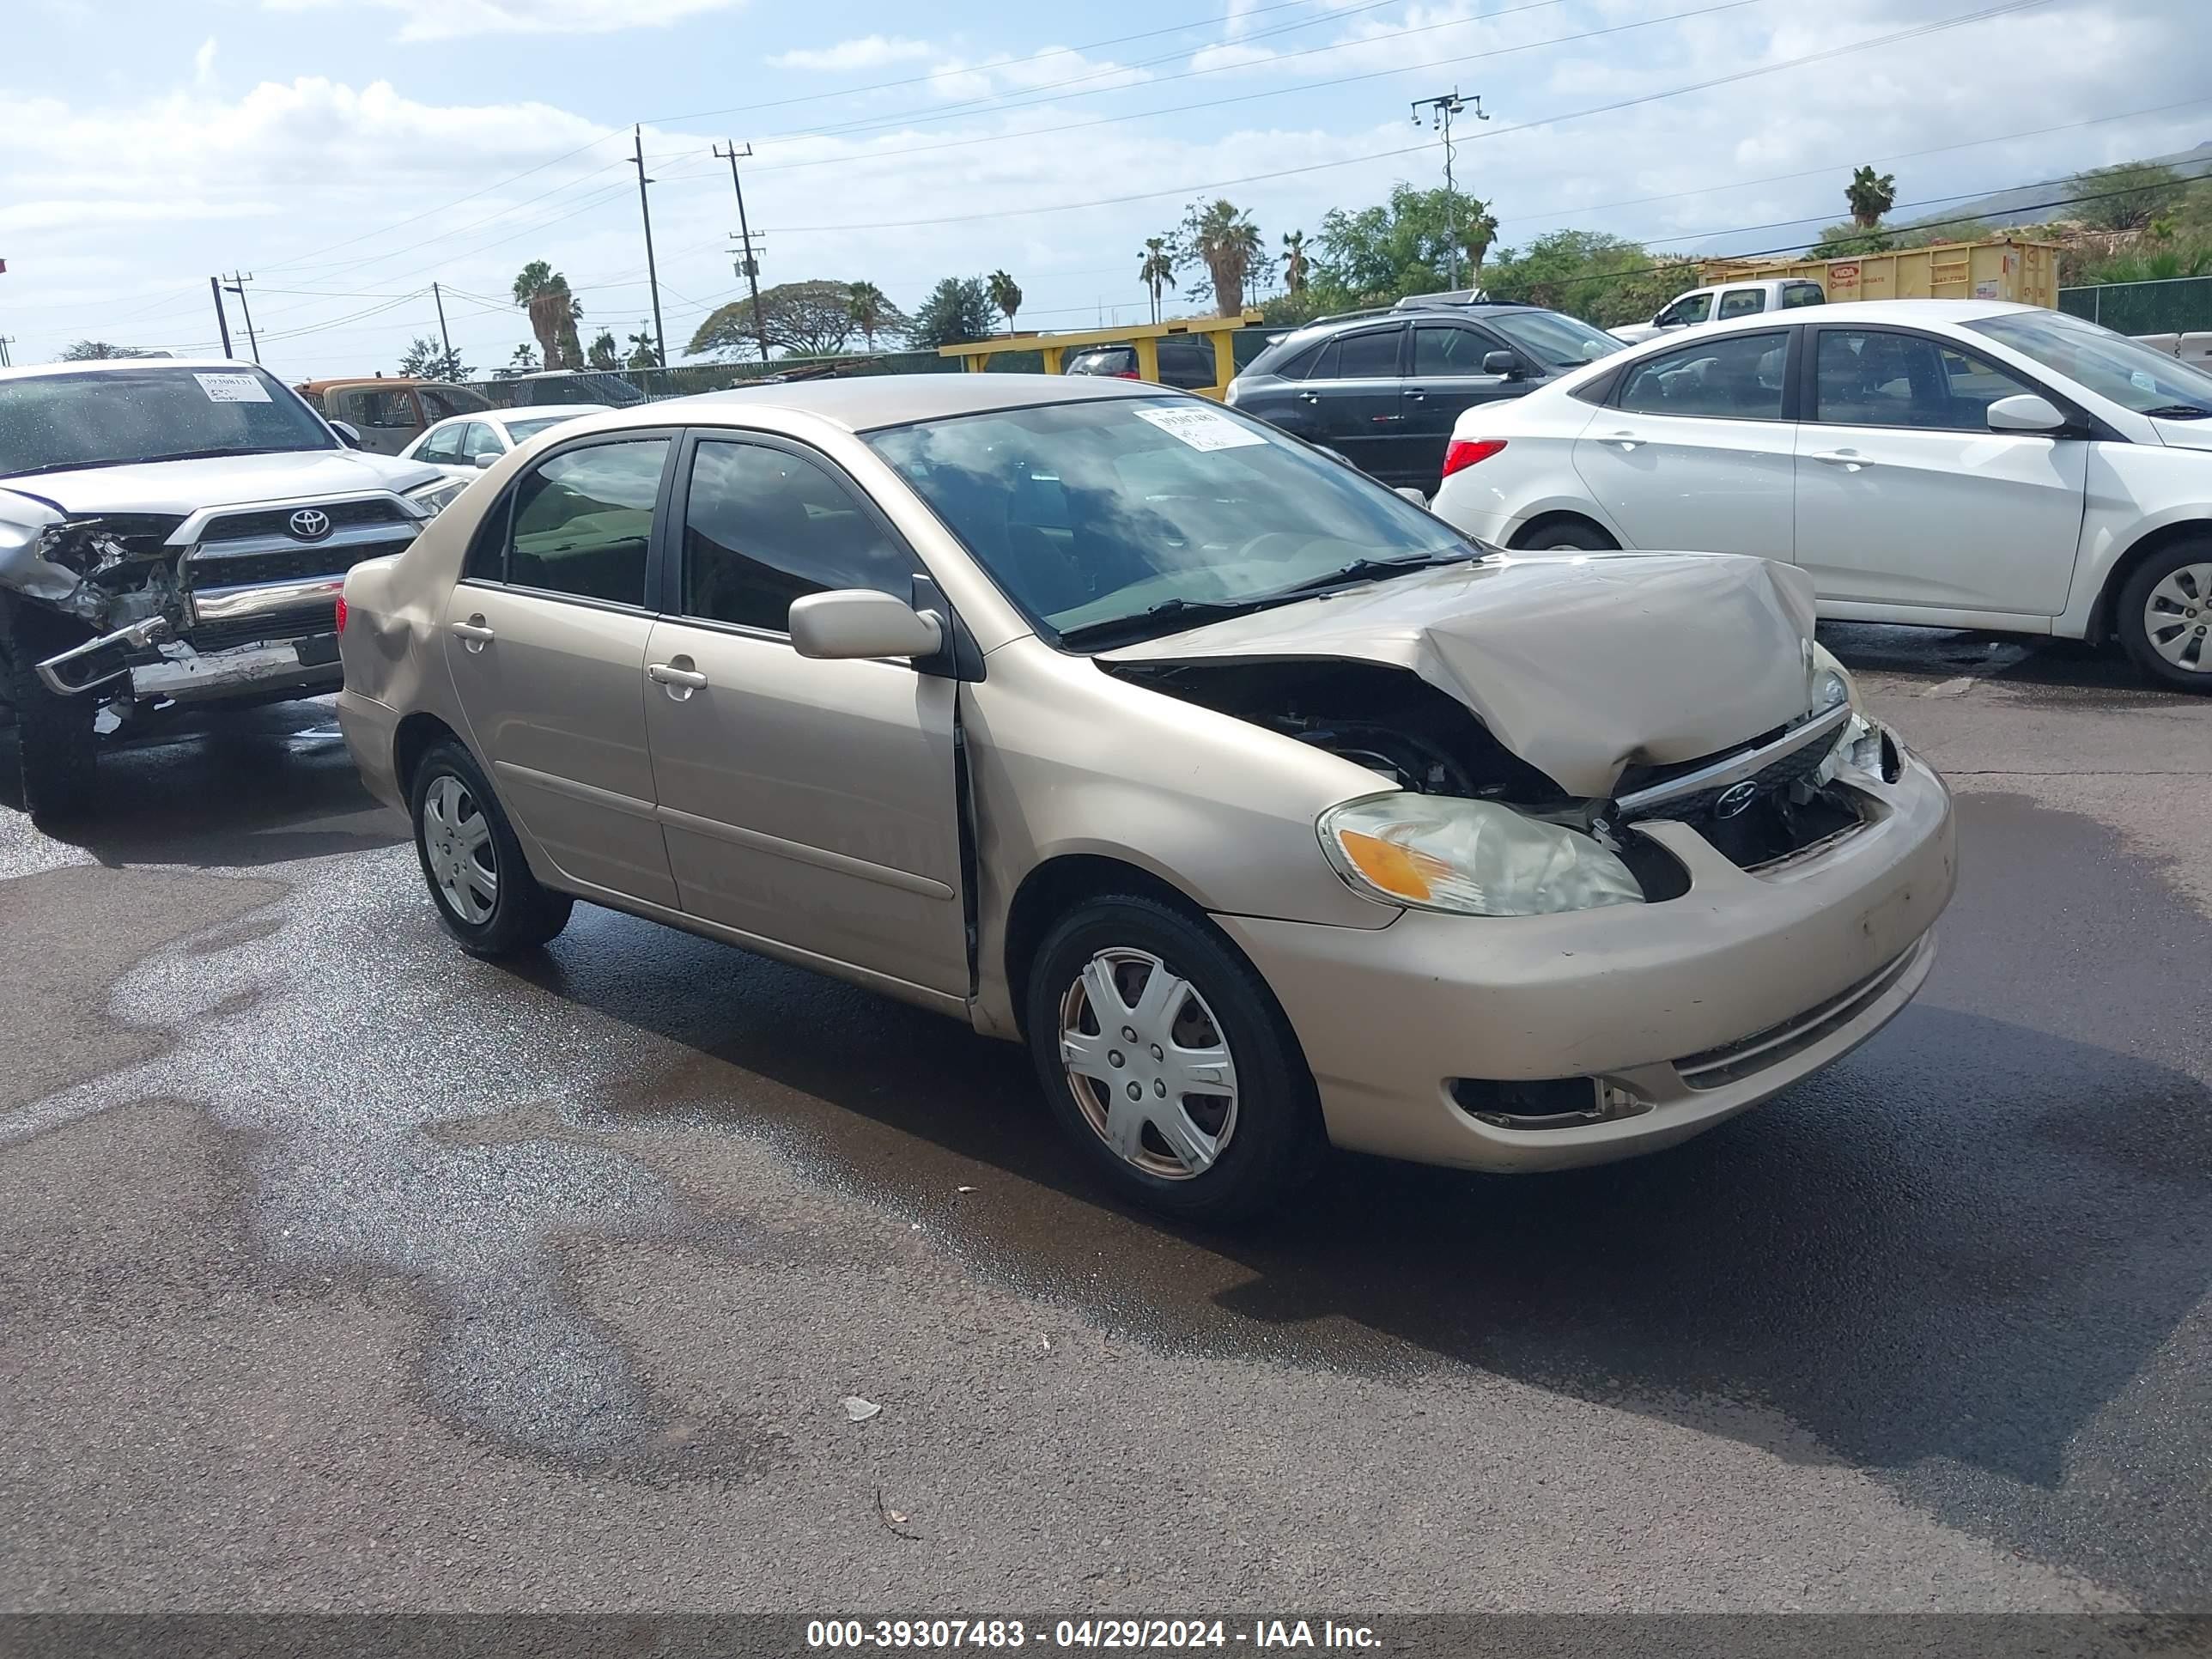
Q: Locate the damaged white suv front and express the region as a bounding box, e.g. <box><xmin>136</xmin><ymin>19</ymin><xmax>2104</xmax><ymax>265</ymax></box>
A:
<box><xmin>0</xmin><ymin>358</ymin><xmax>464</xmax><ymax>817</ymax></box>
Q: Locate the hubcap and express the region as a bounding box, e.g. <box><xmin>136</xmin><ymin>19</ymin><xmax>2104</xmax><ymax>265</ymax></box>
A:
<box><xmin>421</xmin><ymin>773</ymin><xmax>499</xmax><ymax>925</ymax></box>
<box><xmin>2143</xmin><ymin>562</ymin><xmax>2212</xmax><ymax>673</ymax></box>
<box><xmin>1058</xmin><ymin>948</ymin><xmax>1238</xmax><ymax>1181</ymax></box>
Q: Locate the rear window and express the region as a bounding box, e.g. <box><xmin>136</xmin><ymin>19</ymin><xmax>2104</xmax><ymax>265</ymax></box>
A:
<box><xmin>1782</xmin><ymin>282</ymin><xmax>1826</xmax><ymax>309</ymax></box>
<box><xmin>1069</xmin><ymin>349</ymin><xmax>1134</xmax><ymax>375</ymax></box>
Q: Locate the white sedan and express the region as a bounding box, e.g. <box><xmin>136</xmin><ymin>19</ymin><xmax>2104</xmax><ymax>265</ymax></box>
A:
<box><xmin>1428</xmin><ymin>300</ymin><xmax>2212</xmax><ymax>690</ymax></box>
<box><xmin>398</xmin><ymin>404</ymin><xmax>608</xmax><ymax>481</ymax></box>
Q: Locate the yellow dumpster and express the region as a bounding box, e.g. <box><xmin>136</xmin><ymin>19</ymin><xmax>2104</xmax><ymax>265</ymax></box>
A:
<box><xmin>1701</xmin><ymin>237</ymin><xmax>2061</xmax><ymax>308</ymax></box>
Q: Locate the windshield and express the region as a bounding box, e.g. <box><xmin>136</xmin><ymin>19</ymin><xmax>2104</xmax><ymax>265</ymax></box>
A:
<box><xmin>1486</xmin><ymin>310</ymin><xmax>1623</xmax><ymax>368</ymax></box>
<box><xmin>867</xmin><ymin>396</ymin><xmax>1470</xmax><ymax>644</ymax></box>
<box><xmin>505</xmin><ymin>415</ymin><xmax>579</xmax><ymax>442</ymax></box>
<box><xmin>0</xmin><ymin>366</ymin><xmax>336</xmax><ymax>477</ymax></box>
<box><xmin>1966</xmin><ymin>310</ymin><xmax>2212</xmax><ymax>419</ymax></box>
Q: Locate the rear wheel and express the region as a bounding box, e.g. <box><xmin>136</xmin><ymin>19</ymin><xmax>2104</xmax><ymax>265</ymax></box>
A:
<box><xmin>2117</xmin><ymin>540</ymin><xmax>2212</xmax><ymax>692</ymax></box>
<box><xmin>5</xmin><ymin>611</ymin><xmax>97</xmax><ymax>822</ymax></box>
<box><xmin>1514</xmin><ymin>518</ymin><xmax>1616</xmax><ymax>553</ymax></box>
<box><xmin>409</xmin><ymin>739</ymin><xmax>573</xmax><ymax>956</ymax></box>
<box><xmin>1024</xmin><ymin>896</ymin><xmax>1324</xmax><ymax>1223</ymax></box>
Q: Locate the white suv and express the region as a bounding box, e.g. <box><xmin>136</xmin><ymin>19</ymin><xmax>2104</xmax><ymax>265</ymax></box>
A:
<box><xmin>1428</xmin><ymin>300</ymin><xmax>2212</xmax><ymax>691</ymax></box>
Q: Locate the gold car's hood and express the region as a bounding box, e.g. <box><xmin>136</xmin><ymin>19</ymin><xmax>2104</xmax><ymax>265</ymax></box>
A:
<box><xmin>1099</xmin><ymin>550</ymin><xmax>1820</xmax><ymax>797</ymax></box>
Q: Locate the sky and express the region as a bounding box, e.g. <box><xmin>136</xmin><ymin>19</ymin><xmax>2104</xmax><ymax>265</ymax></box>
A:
<box><xmin>1</xmin><ymin>0</ymin><xmax>2206</xmax><ymax>378</ymax></box>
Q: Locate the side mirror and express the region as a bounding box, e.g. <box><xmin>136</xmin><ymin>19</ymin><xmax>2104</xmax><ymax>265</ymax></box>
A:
<box><xmin>789</xmin><ymin>589</ymin><xmax>944</xmax><ymax>661</ymax></box>
<box><xmin>1481</xmin><ymin>349</ymin><xmax>1522</xmax><ymax>380</ymax></box>
<box><xmin>1394</xmin><ymin>486</ymin><xmax>1429</xmax><ymax>508</ymax></box>
<box><xmin>331</xmin><ymin>420</ymin><xmax>362</xmax><ymax>447</ymax></box>
<box><xmin>1986</xmin><ymin>393</ymin><xmax>2069</xmax><ymax>434</ymax></box>
<box><xmin>474</xmin><ymin>452</ymin><xmax>500</xmax><ymax>469</ymax></box>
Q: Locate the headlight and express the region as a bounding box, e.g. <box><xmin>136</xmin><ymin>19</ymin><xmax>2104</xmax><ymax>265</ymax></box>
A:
<box><xmin>406</xmin><ymin>478</ymin><xmax>467</xmax><ymax>517</ymax></box>
<box><xmin>1808</xmin><ymin>641</ymin><xmax>1858</xmax><ymax>715</ymax></box>
<box><xmin>1318</xmin><ymin>793</ymin><xmax>1644</xmax><ymax>916</ymax></box>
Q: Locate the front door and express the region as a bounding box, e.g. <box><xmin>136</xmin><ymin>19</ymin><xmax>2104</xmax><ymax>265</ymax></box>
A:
<box><xmin>441</xmin><ymin>432</ymin><xmax>678</xmax><ymax>907</ymax></box>
<box><xmin>642</xmin><ymin>433</ymin><xmax>968</xmax><ymax>999</ymax></box>
<box><xmin>1793</xmin><ymin>325</ymin><xmax>2087</xmax><ymax>615</ymax></box>
<box><xmin>1572</xmin><ymin>328</ymin><xmax>1797</xmax><ymax>556</ymax></box>
<box><xmin>1401</xmin><ymin>321</ymin><xmax>1526</xmax><ymax>489</ymax></box>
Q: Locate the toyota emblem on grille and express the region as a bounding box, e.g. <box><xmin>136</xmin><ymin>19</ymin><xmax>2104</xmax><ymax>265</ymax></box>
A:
<box><xmin>1713</xmin><ymin>780</ymin><xmax>1760</xmax><ymax>819</ymax></box>
<box><xmin>289</xmin><ymin>508</ymin><xmax>333</xmax><ymax>541</ymax></box>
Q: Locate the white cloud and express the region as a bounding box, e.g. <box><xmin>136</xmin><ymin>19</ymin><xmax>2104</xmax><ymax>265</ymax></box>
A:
<box><xmin>769</xmin><ymin>35</ymin><xmax>937</xmax><ymax>73</ymax></box>
<box><xmin>260</xmin><ymin>0</ymin><xmax>746</xmax><ymax>43</ymax></box>
<box><xmin>923</xmin><ymin>46</ymin><xmax>1151</xmax><ymax>104</ymax></box>
<box><xmin>193</xmin><ymin>37</ymin><xmax>217</xmax><ymax>89</ymax></box>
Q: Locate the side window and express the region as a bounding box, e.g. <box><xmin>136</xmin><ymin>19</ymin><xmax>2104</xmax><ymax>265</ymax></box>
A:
<box><xmin>1717</xmin><ymin>288</ymin><xmax>1766</xmax><ymax>319</ymax></box>
<box><xmin>505</xmin><ymin>438</ymin><xmax>667</xmax><ymax>606</ymax></box>
<box><xmin>418</xmin><ymin>422</ymin><xmax>465</xmax><ymax>464</ymax></box>
<box><xmin>682</xmin><ymin>440</ymin><xmax>916</xmax><ymax>634</ymax></box>
<box><xmin>1274</xmin><ymin>341</ymin><xmax>1325</xmax><ymax>380</ymax></box>
<box><xmin>462</xmin><ymin>422</ymin><xmax>504</xmax><ymax>460</ymax></box>
<box><xmin>1616</xmin><ymin>331</ymin><xmax>1788</xmax><ymax>420</ymax></box>
<box><xmin>1335</xmin><ymin>328</ymin><xmax>1401</xmax><ymax>379</ymax></box>
<box><xmin>419</xmin><ymin>386</ymin><xmax>483</xmax><ymax>422</ymax></box>
<box><xmin>344</xmin><ymin>387</ymin><xmax>416</xmax><ymax>430</ymax></box>
<box><xmin>1656</xmin><ymin>292</ymin><xmax>1713</xmax><ymax>328</ymax></box>
<box><xmin>1781</xmin><ymin>282</ymin><xmax>1826</xmax><ymax>310</ymax></box>
<box><xmin>1308</xmin><ymin>339</ymin><xmax>1341</xmax><ymax>380</ymax></box>
<box><xmin>1413</xmin><ymin>325</ymin><xmax>1489</xmax><ymax>376</ymax></box>
<box><xmin>1814</xmin><ymin>331</ymin><xmax>2035</xmax><ymax>431</ymax></box>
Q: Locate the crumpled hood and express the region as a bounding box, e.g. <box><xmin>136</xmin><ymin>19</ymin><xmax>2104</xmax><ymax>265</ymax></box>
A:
<box><xmin>2</xmin><ymin>447</ymin><xmax>440</xmax><ymax>518</ymax></box>
<box><xmin>1101</xmin><ymin>551</ymin><xmax>1821</xmax><ymax>797</ymax></box>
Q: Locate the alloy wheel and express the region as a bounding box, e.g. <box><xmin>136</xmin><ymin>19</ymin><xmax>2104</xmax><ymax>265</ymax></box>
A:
<box><xmin>2143</xmin><ymin>562</ymin><xmax>2212</xmax><ymax>673</ymax></box>
<box><xmin>1058</xmin><ymin>948</ymin><xmax>1239</xmax><ymax>1180</ymax></box>
<box><xmin>422</xmin><ymin>773</ymin><xmax>499</xmax><ymax>925</ymax></box>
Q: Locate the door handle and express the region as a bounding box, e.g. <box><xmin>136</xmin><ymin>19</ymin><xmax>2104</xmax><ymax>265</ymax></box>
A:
<box><xmin>1405</xmin><ymin>389</ymin><xmax>1427</xmax><ymax>402</ymax></box>
<box><xmin>1810</xmin><ymin>450</ymin><xmax>1873</xmax><ymax>471</ymax></box>
<box><xmin>647</xmin><ymin>659</ymin><xmax>709</xmax><ymax>699</ymax></box>
<box><xmin>448</xmin><ymin>617</ymin><xmax>494</xmax><ymax>652</ymax></box>
<box><xmin>1603</xmin><ymin>432</ymin><xmax>1645</xmax><ymax>450</ymax></box>
<box><xmin>1295</xmin><ymin>390</ymin><xmax>1321</xmax><ymax>404</ymax></box>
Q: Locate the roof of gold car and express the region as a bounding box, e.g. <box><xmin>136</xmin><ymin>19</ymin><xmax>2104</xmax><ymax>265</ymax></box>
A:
<box><xmin>657</xmin><ymin>369</ymin><xmax>1166</xmax><ymax>433</ymax></box>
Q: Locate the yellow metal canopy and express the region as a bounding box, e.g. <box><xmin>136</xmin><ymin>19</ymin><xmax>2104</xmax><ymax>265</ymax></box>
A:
<box><xmin>937</xmin><ymin>310</ymin><xmax>1264</xmax><ymax>400</ymax></box>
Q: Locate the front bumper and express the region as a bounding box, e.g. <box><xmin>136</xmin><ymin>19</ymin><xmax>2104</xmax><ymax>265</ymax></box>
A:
<box><xmin>37</xmin><ymin>619</ymin><xmax>343</xmax><ymax>704</ymax></box>
<box><xmin>1218</xmin><ymin>751</ymin><xmax>1955</xmax><ymax>1173</ymax></box>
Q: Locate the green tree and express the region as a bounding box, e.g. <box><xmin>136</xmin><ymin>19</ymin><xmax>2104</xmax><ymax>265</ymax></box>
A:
<box><xmin>513</xmin><ymin>261</ymin><xmax>583</xmax><ymax>369</ymax></box>
<box><xmin>909</xmin><ymin>276</ymin><xmax>998</xmax><ymax>348</ymax></box>
<box><xmin>1846</xmin><ymin>165</ymin><xmax>1898</xmax><ymax>232</ymax></box>
<box><xmin>1312</xmin><ymin>183</ymin><xmax>1472</xmax><ymax>304</ymax></box>
<box><xmin>1139</xmin><ymin>236</ymin><xmax>1176</xmax><ymax>325</ymax></box>
<box><xmin>1808</xmin><ymin>222</ymin><xmax>1894</xmax><ymax>258</ymax></box>
<box><xmin>987</xmin><ymin>269</ymin><xmax>1024</xmax><ymax>334</ymax></box>
<box><xmin>586</xmin><ymin>330</ymin><xmax>620</xmax><ymax>370</ymax></box>
<box><xmin>687</xmin><ymin>280</ymin><xmax>857</xmax><ymax>359</ymax></box>
<box><xmin>503</xmin><ymin>343</ymin><xmax>539</xmax><ymax>375</ymax></box>
<box><xmin>58</xmin><ymin>340</ymin><xmax>145</xmax><ymax>360</ymax></box>
<box><xmin>624</xmin><ymin>325</ymin><xmax>659</xmax><ymax>371</ymax></box>
<box><xmin>1461</xmin><ymin>198</ymin><xmax>1499</xmax><ymax>283</ymax></box>
<box><xmin>1483</xmin><ymin>230</ymin><xmax>1696</xmax><ymax>329</ymax></box>
<box><xmin>2068</xmin><ymin>161</ymin><xmax>2186</xmax><ymax>232</ymax></box>
<box><xmin>1279</xmin><ymin>229</ymin><xmax>1310</xmax><ymax>296</ymax></box>
<box><xmin>845</xmin><ymin>281</ymin><xmax>904</xmax><ymax>350</ymax></box>
<box><xmin>397</xmin><ymin>337</ymin><xmax>470</xmax><ymax>381</ymax></box>
<box><xmin>1175</xmin><ymin>198</ymin><xmax>1264</xmax><ymax>317</ymax></box>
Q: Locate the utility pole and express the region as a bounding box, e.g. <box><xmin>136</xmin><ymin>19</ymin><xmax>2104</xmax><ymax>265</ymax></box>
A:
<box><xmin>0</xmin><ymin>337</ymin><xmax>13</xmax><ymax>369</ymax></box>
<box><xmin>714</xmin><ymin>140</ymin><xmax>769</xmax><ymax>363</ymax></box>
<box><xmin>631</xmin><ymin>126</ymin><xmax>668</xmax><ymax>370</ymax></box>
<box><xmin>222</xmin><ymin>271</ymin><xmax>261</xmax><ymax>364</ymax></box>
<box><xmin>432</xmin><ymin>281</ymin><xmax>454</xmax><ymax>364</ymax></box>
<box><xmin>1410</xmin><ymin>91</ymin><xmax>1487</xmax><ymax>291</ymax></box>
<box><xmin>208</xmin><ymin>276</ymin><xmax>234</xmax><ymax>357</ymax></box>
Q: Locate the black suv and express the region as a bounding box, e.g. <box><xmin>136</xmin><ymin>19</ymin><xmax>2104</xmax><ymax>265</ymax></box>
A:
<box><xmin>1227</xmin><ymin>295</ymin><xmax>1624</xmax><ymax>490</ymax></box>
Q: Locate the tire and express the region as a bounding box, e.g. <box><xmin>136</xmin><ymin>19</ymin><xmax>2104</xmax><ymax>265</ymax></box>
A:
<box><xmin>409</xmin><ymin>738</ymin><xmax>573</xmax><ymax>957</ymax></box>
<box><xmin>1024</xmin><ymin>895</ymin><xmax>1326</xmax><ymax>1224</ymax></box>
<box><xmin>2115</xmin><ymin>538</ymin><xmax>2212</xmax><ymax>693</ymax></box>
<box><xmin>4</xmin><ymin>611</ymin><xmax>98</xmax><ymax>823</ymax></box>
<box><xmin>1514</xmin><ymin>518</ymin><xmax>1616</xmax><ymax>553</ymax></box>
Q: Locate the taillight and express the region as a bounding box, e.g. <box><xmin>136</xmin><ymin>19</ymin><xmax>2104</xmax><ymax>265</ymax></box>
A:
<box><xmin>334</xmin><ymin>595</ymin><xmax>348</xmax><ymax>635</ymax></box>
<box><xmin>1112</xmin><ymin>369</ymin><xmax>1142</xmax><ymax>380</ymax></box>
<box><xmin>1441</xmin><ymin>438</ymin><xmax>1507</xmax><ymax>478</ymax></box>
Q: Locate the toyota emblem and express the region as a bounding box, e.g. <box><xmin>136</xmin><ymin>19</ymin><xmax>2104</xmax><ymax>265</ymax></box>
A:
<box><xmin>289</xmin><ymin>508</ymin><xmax>332</xmax><ymax>541</ymax></box>
<box><xmin>1713</xmin><ymin>780</ymin><xmax>1760</xmax><ymax>819</ymax></box>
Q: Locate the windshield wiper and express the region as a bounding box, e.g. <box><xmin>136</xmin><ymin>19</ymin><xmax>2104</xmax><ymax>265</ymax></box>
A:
<box><xmin>2138</xmin><ymin>404</ymin><xmax>2211</xmax><ymax>420</ymax></box>
<box><xmin>1056</xmin><ymin>595</ymin><xmax>1291</xmax><ymax>650</ymax></box>
<box><xmin>1263</xmin><ymin>547</ymin><xmax>1480</xmax><ymax>599</ymax></box>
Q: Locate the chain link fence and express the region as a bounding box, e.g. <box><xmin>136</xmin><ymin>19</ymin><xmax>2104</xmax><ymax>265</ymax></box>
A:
<box><xmin>2057</xmin><ymin>276</ymin><xmax>2212</xmax><ymax>336</ymax></box>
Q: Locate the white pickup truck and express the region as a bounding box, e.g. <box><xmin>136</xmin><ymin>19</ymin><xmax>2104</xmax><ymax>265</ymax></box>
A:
<box><xmin>1611</xmin><ymin>276</ymin><xmax>1828</xmax><ymax>344</ymax></box>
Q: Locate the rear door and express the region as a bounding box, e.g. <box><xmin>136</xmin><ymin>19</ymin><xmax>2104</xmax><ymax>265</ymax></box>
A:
<box><xmin>1792</xmin><ymin>325</ymin><xmax>2087</xmax><ymax>615</ymax></box>
<box><xmin>641</xmin><ymin>432</ymin><xmax>968</xmax><ymax>998</ymax></box>
<box><xmin>1401</xmin><ymin>321</ymin><xmax>1525</xmax><ymax>488</ymax></box>
<box><xmin>441</xmin><ymin>430</ymin><xmax>679</xmax><ymax>907</ymax></box>
<box><xmin>1310</xmin><ymin>323</ymin><xmax>1410</xmax><ymax>482</ymax></box>
<box><xmin>1571</xmin><ymin>328</ymin><xmax>1798</xmax><ymax>556</ymax></box>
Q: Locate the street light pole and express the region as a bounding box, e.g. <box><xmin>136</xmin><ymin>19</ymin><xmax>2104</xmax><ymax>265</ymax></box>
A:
<box><xmin>714</xmin><ymin>140</ymin><xmax>769</xmax><ymax>362</ymax></box>
<box><xmin>1410</xmin><ymin>91</ymin><xmax>1487</xmax><ymax>292</ymax></box>
<box><xmin>631</xmin><ymin>125</ymin><xmax>668</xmax><ymax>370</ymax></box>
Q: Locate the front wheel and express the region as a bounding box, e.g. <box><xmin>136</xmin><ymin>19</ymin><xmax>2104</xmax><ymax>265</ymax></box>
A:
<box><xmin>1024</xmin><ymin>896</ymin><xmax>1325</xmax><ymax>1223</ymax></box>
<box><xmin>409</xmin><ymin>739</ymin><xmax>573</xmax><ymax>957</ymax></box>
<box><xmin>5</xmin><ymin>612</ymin><xmax>98</xmax><ymax>822</ymax></box>
<box><xmin>2116</xmin><ymin>541</ymin><xmax>2212</xmax><ymax>692</ymax></box>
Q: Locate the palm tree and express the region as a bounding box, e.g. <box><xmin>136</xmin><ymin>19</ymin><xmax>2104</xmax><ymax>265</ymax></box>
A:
<box><xmin>987</xmin><ymin>270</ymin><xmax>1024</xmax><ymax>335</ymax></box>
<box><xmin>1280</xmin><ymin>229</ymin><xmax>1310</xmax><ymax>296</ymax></box>
<box><xmin>1186</xmin><ymin>199</ymin><xmax>1264</xmax><ymax>318</ymax></box>
<box><xmin>1461</xmin><ymin>199</ymin><xmax>1499</xmax><ymax>285</ymax></box>
<box><xmin>1139</xmin><ymin>237</ymin><xmax>1176</xmax><ymax>325</ymax></box>
<box><xmin>847</xmin><ymin>281</ymin><xmax>891</xmax><ymax>349</ymax></box>
<box><xmin>1846</xmin><ymin>166</ymin><xmax>1898</xmax><ymax>232</ymax></box>
<box><xmin>626</xmin><ymin>325</ymin><xmax>659</xmax><ymax>372</ymax></box>
<box><xmin>513</xmin><ymin>260</ymin><xmax>581</xmax><ymax>370</ymax></box>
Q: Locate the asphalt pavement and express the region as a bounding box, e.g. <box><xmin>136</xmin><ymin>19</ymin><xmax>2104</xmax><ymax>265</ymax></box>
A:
<box><xmin>2</xmin><ymin>623</ymin><xmax>2208</xmax><ymax>1614</ymax></box>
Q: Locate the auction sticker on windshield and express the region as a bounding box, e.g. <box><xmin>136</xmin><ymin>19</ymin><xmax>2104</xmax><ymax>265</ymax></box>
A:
<box><xmin>194</xmin><ymin>373</ymin><xmax>270</xmax><ymax>403</ymax></box>
<box><xmin>1135</xmin><ymin>405</ymin><xmax>1268</xmax><ymax>452</ymax></box>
